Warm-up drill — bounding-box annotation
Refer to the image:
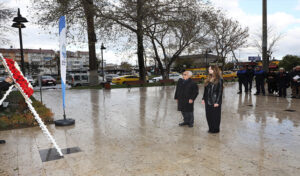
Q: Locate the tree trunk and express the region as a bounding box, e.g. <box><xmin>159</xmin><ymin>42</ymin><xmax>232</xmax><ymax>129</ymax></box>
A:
<box><xmin>137</xmin><ymin>0</ymin><xmax>146</xmax><ymax>82</ymax></box>
<box><xmin>158</xmin><ymin>65</ymin><xmax>166</xmax><ymax>80</ymax></box>
<box><xmin>82</xmin><ymin>0</ymin><xmax>98</xmax><ymax>85</ymax></box>
<box><xmin>221</xmin><ymin>57</ymin><xmax>225</xmax><ymax>71</ymax></box>
<box><xmin>165</xmin><ymin>66</ymin><xmax>170</xmax><ymax>79</ymax></box>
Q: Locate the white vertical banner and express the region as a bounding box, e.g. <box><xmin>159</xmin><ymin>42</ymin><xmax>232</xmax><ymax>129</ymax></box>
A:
<box><xmin>59</xmin><ymin>16</ymin><xmax>67</xmax><ymax>108</ymax></box>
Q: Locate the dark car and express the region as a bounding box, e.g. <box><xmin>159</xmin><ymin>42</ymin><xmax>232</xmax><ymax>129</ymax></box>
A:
<box><xmin>41</xmin><ymin>76</ymin><xmax>56</xmax><ymax>86</ymax></box>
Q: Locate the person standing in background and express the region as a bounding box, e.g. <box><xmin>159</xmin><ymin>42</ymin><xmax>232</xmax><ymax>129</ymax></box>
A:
<box><xmin>267</xmin><ymin>70</ymin><xmax>278</xmax><ymax>95</ymax></box>
<box><xmin>246</xmin><ymin>66</ymin><xmax>255</xmax><ymax>92</ymax></box>
<box><xmin>237</xmin><ymin>66</ymin><xmax>248</xmax><ymax>94</ymax></box>
<box><xmin>291</xmin><ymin>66</ymin><xmax>300</xmax><ymax>98</ymax></box>
<box><xmin>254</xmin><ymin>66</ymin><xmax>266</xmax><ymax>96</ymax></box>
<box><xmin>277</xmin><ymin>68</ymin><xmax>289</xmax><ymax>97</ymax></box>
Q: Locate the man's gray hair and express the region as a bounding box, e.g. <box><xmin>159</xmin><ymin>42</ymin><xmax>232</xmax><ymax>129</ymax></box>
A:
<box><xmin>186</xmin><ymin>71</ymin><xmax>193</xmax><ymax>77</ymax></box>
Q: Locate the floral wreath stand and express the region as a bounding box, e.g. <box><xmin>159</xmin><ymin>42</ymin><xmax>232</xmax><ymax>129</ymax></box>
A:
<box><xmin>0</xmin><ymin>54</ymin><xmax>63</xmax><ymax>156</ymax></box>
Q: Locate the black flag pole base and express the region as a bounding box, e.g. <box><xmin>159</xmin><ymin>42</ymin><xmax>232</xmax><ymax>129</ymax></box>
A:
<box><xmin>54</xmin><ymin>118</ymin><xmax>75</xmax><ymax>126</ymax></box>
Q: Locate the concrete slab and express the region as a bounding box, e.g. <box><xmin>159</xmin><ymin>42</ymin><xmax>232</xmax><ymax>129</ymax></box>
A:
<box><xmin>1</xmin><ymin>82</ymin><xmax>300</xmax><ymax>175</ymax></box>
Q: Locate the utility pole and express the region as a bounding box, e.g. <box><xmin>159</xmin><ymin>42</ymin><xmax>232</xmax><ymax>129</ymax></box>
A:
<box><xmin>262</xmin><ymin>0</ymin><xmax>268</xmax><ymax>72</ymax></box>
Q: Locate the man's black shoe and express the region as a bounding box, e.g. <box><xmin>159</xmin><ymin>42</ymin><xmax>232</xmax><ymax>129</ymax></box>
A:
<box><xmin>188</xmin><ymin>124</ymin><xmax>193</xmax><ymax>128</ymax></box>
<box><xmin>262</xmin><ymin>93</ymin><xmax>265</xmax><ymax>96</ymax></box>
<box><xmin>254</xmin><ymin>93</ymin><xmax>260</xmax><ymax>95</ymax></box>
<box><xmin>237</xmin><ymin>91</ymin><xmax>242</xmax><ymax>94</ymax></box>
<box><xmin>0</xmin><ymin>140</ymin><xmax>6</xmax><ymax>144</ymax></box>
<box><xmin>179</xmin><ymin>122</ymin><xmax>188</xmax><ymax>126</ymax></box>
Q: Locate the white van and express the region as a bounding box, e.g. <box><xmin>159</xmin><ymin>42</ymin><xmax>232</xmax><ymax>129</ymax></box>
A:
<box><xmin>67</xmin><ymin>73</ymin><xmax>89</xmax><ymax>87</ymax></box>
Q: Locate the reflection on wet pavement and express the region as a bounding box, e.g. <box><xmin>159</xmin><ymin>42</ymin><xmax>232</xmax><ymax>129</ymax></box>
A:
<box><xmin>0</xmin><ymin>82</ymin><xmax>300</xmax><ymax>175</ymax></box>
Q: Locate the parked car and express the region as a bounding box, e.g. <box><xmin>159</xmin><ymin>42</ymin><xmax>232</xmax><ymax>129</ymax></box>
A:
<box><xmin>112</xmin><ymin>75</ymin><xmax>140</xmax><ymax>85</ymax></box>
<box><xmin>67</xmin><ymin>73</ymin><xmax>89</xmax><ymax>87</ymax></box>
<box><xmin>105</xmin><ymin>74</ymin><xmax>119</xmax><ymax>82</ymax></box>
<box><xmin>0</xmin><ymin>77</ymin><xmax>5</xmax><ymax>82</ymax></box>
<box><xmin>151</xmin><ymin>73</ymin><xmax>182</xmax><ymax>82</ymax></box>
<box><xmin>191</xmin><ymin>72</ymin><xmax>207</xmax><ymax>80</ymax></box>
<box><xmin>26</xmin><ymin>76</ymin><xmax>36</xmax><ymax>87</ymax></box>
<box><xmin>41</xmin><ymin>76</ymin><xmax>56</xmax><ymax>86</ymax></box>
<box><xmin>222</xmin><ymin>71</ymin><xmax>237</xmax><ymax>81</ymax></box>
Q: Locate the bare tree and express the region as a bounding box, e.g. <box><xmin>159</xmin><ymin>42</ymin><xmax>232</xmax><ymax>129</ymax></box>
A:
<box><xmin>0</xmin><ymin>3</ymin><xmax>14</xmax><ymax>45</ymax></box>
<box><xmin>94</xmin><ymin>0</ymin><xmax>161</xmax><ymax>82</ymax></box>
<box><xmin>144</xmin><ymin>0</ymin><xmax>210</xmax><ymax>79</ymax></box>
<box><xmin>252</xmin><ymin>25</ymin><xmax>283</xmax><ymax>59</ymax></box>
<box><xmin>205</xmin><ymin>11</ymin><xmax>249</xmax><ymax>69</ymax></box>
<box><xmin>31</xmin><ymin>0</ymin><xmax>102</xmax><ymax>85</ymax></box>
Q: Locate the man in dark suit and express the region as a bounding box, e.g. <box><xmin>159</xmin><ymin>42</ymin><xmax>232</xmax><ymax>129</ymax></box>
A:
<box><xmin>246</xmin><ymin>66</ymin><xmax>255</xmax><ymax>92</ymax></box>
<box><xmin>0</xmin><ymin>77</ymin><xmax>13</xmax><ymax>144</ymax></box>
<box><xmin>254</xmin><ymin>66</ymin><xmax>266</xmax><ymax>95</ymax></box>
<box><xmin>237</xmin><ymin>66</ymin><xmax>248</xmax><ymax>94</ymax></box>
<box><xmin>174</xmin><ymin>71</ymin><xmax>199</xmax><ymax>127</ymax></box>
<box><xmin>277</xmin><ymin>68</ymin><xmax>290</xmax><ymax>97</ymax></box>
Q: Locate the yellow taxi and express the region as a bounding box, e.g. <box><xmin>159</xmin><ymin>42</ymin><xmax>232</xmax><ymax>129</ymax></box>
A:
<box><xmin>191</xmin><ymin>72</ymin><xmax>207</xmax><ymax>80</ymax></box>
<box><xmin>222</xmin><ymin>71</ymin><xmax>237</xmax><ymax>81</ymax></box>
<box><xmin>112</xmin><ymin>75</ymin><xmax>139</xmax><ymax>84</ymax></box>
<box><xmin>112</xmin><ymin>75</ymin><xmax>148</xmax><ymax>85</ymax></box>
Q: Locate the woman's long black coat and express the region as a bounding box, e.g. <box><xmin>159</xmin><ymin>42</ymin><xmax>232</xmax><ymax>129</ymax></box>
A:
<box><xmin>174</xmin><ymin>78</ymin><xmax>199</xmax><ymax>112</ymax></box>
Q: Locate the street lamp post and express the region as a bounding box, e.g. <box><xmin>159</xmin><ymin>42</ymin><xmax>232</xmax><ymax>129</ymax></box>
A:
<box><xmin>12</xmin><ymin>8</ymin><xmax>28</xmax><ymax>75</ymax></box>
<box><xmin>205</xmin><ymin>49</ymin><xmax>212</xmax><ymax>73</ymax></box>
<box><xmin>101</xmin><ymin>43</ymin><xmax>106</xmax><ymax>82</ymax></box>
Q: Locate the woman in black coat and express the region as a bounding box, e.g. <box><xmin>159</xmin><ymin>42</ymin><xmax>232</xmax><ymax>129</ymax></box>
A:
<box><xmin>174</xmin><ymin>71</ymin><xmax>199</xmax><ymax>127</ymax></box>
<box><xmin>202</xmin><ymin>66</ymin><xmax>223</xmax><ymax>133</ymax></box>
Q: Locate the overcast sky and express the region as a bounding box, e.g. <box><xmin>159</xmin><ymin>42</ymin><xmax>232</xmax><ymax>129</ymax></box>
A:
<box><xmin>2</xmin><ymin>0</ymin><xmax>300</xmax><ymax>64</ymax></box>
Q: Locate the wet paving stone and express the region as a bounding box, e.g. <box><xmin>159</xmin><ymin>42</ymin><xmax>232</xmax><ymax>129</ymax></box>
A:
<box><xmin>1</xmin><ymin>82</ymin><xmax>300</xmax><ymax>176</ymax></box>
<box><xmin>39</xmin><ymin>147</ymin><xmax>81</xmax><ymax>162</ymax></box>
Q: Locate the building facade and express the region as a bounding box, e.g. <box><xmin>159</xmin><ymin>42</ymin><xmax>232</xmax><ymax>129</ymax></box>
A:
<box><xmin>0</xmin><ymin>48</ymin><xmax>97</xmax><ymax>76</ymax></box>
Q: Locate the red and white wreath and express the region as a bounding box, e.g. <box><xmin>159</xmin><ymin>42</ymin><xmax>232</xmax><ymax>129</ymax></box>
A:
<box><xmin>0</xmin><ymin>55</ymin><xmax>63</xmax><ymax>156</ymax></box>
<box><xmin>2</xmin><ymin>58</ymin><xmax>34</xmax><ymax>98</ymax></box>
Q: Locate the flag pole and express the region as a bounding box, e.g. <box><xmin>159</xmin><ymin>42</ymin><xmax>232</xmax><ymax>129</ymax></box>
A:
<box><xmin>54</xmin><ymin>16</ymin><xmax>75</xmax><ymax>126</ymax></box>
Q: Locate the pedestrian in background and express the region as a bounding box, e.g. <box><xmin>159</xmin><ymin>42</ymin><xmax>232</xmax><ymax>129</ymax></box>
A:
<box><xmin>267</xmin><ymin>70</ymin><xmax>278</xmax><ymax>95</ymax></box>
<box><xmin>277</xmin><ymin>68</ymin><xmax>289</xmax><ymax>97</ymax></box>
<box><xmin>254</xmin><ymin>66</ymin><xmax>266</xmax><ymax>96</ymax></box>
<box><xmin>291</xmin><ymin>66</ymin><xmax>300</xmax><ymax>98</ymax></box>
<box><xmin>202</xmin><ymin>66</ymin><xmax>223</xmax><ymax>133</ymax></box>
<box><xmin>237</xmin><ymin>66</ymin><xmax>248</xmax><ymax>94</ymax></box>
<box><xmin>175</xmin><ymin>71</ymin><xmax>199</xmax><ymax>127</ymax></box>
<box><xmin>290</xmin><ymin>67</ymin><xmax>297</xmax><ymax>98</ymax></box>
<box><xmin>246</xmin><ymin>66</ymin><xmax>254</xmax><ymax>92</ymax></box>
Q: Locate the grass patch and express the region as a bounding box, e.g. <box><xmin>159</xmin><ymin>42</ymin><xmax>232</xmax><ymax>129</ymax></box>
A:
<box><xmin>0</xmin><ymin>91</ymin><xmax>54</xmax><ymax>130</ymax></box>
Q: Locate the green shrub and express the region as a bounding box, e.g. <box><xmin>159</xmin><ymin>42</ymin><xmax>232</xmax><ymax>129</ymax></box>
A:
<box><xmin>0</xmin><ymin>91</ymin><xmax>54</xmax><ymax>130</ymax></box>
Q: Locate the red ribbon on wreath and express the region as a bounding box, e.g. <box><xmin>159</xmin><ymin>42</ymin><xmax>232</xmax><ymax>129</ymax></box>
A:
<box><xmin>4</xmin><ymin>58</ymin><xmax>34</xmax><ymax>98</ymax></box>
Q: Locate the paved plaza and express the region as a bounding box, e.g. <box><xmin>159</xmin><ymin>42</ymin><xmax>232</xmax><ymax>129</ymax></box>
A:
<box><xmin>0</xmin><ymin>82</ymin><xmax>300</xmax><ymax>176</ymax></box>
